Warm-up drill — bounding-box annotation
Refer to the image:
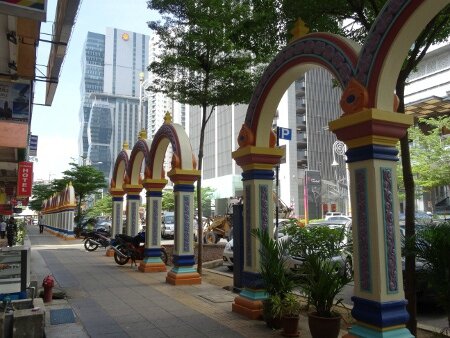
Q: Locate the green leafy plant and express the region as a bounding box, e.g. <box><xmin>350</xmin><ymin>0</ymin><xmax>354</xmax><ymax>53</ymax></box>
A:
<box><xmin>281</xmin><ymin>293</ymin><xmax>302</xmax><ymax>318</ymax></box>
<box><xmin>413</xmin><ymin>221</ymin><xmax>450</xmax><ymax>328</ymax></box>
<box><xmin>299</xmin><ymin>254</ymin><xmax>351</xmax><ymax>318</ymax></box>
<box><xmin>252</xmin><ymin>228</ymin><xmax>297</xmax><ymax>298</ymax></box>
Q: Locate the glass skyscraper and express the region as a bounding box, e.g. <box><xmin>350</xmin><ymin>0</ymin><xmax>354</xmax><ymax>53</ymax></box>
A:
<box><xmin>79</xmin><ymin>28</ymin><xmax>149</xmax><ymax>181</ymax></box>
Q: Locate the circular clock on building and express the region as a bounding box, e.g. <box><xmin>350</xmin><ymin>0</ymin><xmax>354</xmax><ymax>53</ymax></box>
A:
<box><xmin>122</xmin><ymin>33</ymin><xmax>129</xmax><ymax>41</ymax></box>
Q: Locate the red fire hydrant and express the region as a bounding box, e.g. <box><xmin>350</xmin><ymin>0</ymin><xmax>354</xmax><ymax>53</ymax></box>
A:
<box><xmin>42</xmin><ymin>275</ymin><xmax>55</xmax><ymax>303</ymax></box>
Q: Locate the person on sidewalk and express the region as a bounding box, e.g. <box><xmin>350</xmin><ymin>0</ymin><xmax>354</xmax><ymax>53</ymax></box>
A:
<box><xmin>0</xmin><ymin>216</ymin><xmax>6</xmax><ymax>239</ymax></box>
<box><xmin>6</xmin><ymin>217</ymin><xmax>17</xmax><ymax>247</ymax></box>
<box><xmin>38</xmin><ymin>214</ymin><xmax>44</xmax><ymax>233</ymax></box>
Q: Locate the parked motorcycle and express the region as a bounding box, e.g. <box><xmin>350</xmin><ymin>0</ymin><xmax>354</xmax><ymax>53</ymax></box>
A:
<box><xmin>111</xmin><ymin>232</ymin><xmax>168</xmax><ymax>266</ymax></box>
<box><xmin>84</xmin><ymin>229</ymin><xmax>111</xmax><ymax>252</ymax></box>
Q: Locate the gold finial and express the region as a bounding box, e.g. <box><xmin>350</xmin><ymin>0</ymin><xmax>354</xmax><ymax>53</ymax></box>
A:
<box><xmin>138</xmin><ymin>129</ymin><xmax>147</xmax><ymax>140</ymax></box>
<box><xmin>123</xmin><ymin>141</ymin><xmax>129</xmax><ymax>150</ymax></box>
<box><xmin>164</xmin><ymin>111</ymin><xmax>172</xmax><ymax>124</ymax></box>
<box><xmin>289</xmin><ymin>18</ymin><xmax>309</xmax><ymax>43</ymax></box>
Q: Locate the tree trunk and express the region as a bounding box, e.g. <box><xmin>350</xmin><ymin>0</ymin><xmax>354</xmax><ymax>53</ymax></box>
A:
<box><xmin>397</xmin><ymin>85</ymin><xmax>417</xmax><ymax>336</ymax></box>
<box><xmin>196</xmin><ymin>103</ymin><xmax>208</xmax><ymax>275</ymax></box>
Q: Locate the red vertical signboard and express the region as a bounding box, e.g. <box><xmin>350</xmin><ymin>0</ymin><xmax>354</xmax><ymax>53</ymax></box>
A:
<box><xmin>16</xmin><ymin>161</ymin><xmax>33</xmax><ymax>198</ymax></box>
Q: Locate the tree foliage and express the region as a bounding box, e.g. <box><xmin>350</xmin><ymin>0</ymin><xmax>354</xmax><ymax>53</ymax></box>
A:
<box><xmin>61</xmin><ymin>163</ymin><xmax>107</xmax><ymax>221</ymax></box>
<box><xmin>409</xmin><ymin>116</ymin><xmax>450</xmax><ymax>190</ymax></box>
<box><xmin>86</xmin><ymin>194</ymin><xmax>112</xmax><ymax>218</ymax></box>
<box><xmin>147</xmin><ymin>0</ymin><xmax>269</xmax><ymax>272</ymax></box>
<box><xmin>29</xmin><ymin>182</ymin><xmax>55</xmax><ymax>211</ymax></box>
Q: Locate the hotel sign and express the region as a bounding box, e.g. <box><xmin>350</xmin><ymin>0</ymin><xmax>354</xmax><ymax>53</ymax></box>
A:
<box><xmin>16</xmin><ymin>161</ymin><xmax>33</xmax><ymax>198</ymax></box>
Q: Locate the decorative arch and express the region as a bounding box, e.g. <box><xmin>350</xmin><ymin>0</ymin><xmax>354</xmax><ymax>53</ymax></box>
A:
<box><xmin>148</xmin><ymin>114</ymin><xmax>197</xmax><ymax>178</ymax></box>
<box><xmin>110</xmin><ymin>148</ymin><xmax>131</xmax><ymax>193</ymax></box>
<box><xmin>350</xmin><ymin>0</ymin><xmax>449</xmax><ymax>111</ymax></box>
<box><xmin>239</xmin><ymin>32</ymin><xmax>360</xmax><ymax>148</ymax></box>
<box><xmin>128</xmin><ymin>139</ymin><xmax>152</xmax><ymax>185</ymax></box>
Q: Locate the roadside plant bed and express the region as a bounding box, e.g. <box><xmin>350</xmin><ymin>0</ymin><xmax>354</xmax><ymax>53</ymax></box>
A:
<box><xmin>163</xmin><ymin>243</ymin><xmax>225</xmax><ymax>266</ymax></box>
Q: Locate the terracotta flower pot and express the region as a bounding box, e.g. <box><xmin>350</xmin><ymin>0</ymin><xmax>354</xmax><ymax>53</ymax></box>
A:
<box><xmin>281</xmin><ymin>315</ymin><xmax>299</xmax><ymax>337</ymax></box>
<box><xmin>307</xmin><ymin>312</ymin><xmax>341</xmax><ymax>338</ymax></box>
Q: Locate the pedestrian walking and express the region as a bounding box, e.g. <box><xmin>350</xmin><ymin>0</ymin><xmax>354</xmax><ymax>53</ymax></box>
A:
<box><xmin>39</xmin><ymin>214</ymin><xmax>44</xmax><ymax>233</ymax></box>
<box><xmin>0</xmin><ymin>217</ymin><xmax>6</xmax><ymax>239</ymax></box>
<box><xmin>6</xmin><ymin>217</ymin><xmax>17</xmax><ymax>247</ymax></box>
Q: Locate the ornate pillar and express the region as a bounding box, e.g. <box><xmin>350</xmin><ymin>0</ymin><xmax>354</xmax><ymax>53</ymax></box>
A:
<box><xmin>329</xmin><ymin>108</ymin><xmax>414</xmax><ymax>338</ymax></box>
<box><xmin>66</xmin><ymin>209</ymin><xmax>75</xmax><ymax>239</ymax></box>
<box><xmin>123</xmin><ymin>184</ymin><xmax>142</xmax><ymax>236</ymax></box>
<box><xmin>108</xmin><ymin>189</ymin><xmax>125</xmax><ymax>256</ymax></box>
<box><xmin>139</xmin><ymin>179</ymin><xmax>168</xmax><ymax>272</ymax></box>
<box><xmin>231</xmin><ymin>146</ymin><xmax>283</xmax><ymax>319</ymax></box>
<box><xmin>166</xmin><ymin>168</ymin><xmax>201</xmax><ymax>285</ymax></box>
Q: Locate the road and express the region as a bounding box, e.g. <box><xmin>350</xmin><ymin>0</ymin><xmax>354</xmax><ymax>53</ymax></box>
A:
<box><xmin>213</xmin><ymin>266</ymin><xmax>448</xmax><ymax>331</ymax></box>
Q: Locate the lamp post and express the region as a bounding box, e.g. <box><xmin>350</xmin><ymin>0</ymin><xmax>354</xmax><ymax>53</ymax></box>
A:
<box><xmin>138</xmin><ymin>72</ymin><xmax>145</xmax><ymax>131</ymax></box>
<box><xmin>332</xmin><ymin>140</ymin><xmax>351</xmax><ymax>215</ymax></box>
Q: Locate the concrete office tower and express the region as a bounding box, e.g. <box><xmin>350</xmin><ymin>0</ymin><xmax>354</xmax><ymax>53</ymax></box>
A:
<box><xmin>189</xmin><ymin>68</ymin><xmax>347</xmax><ymax>218</ymax></box>
<box><xmin>79</xmin><ymin>28</ymin><xmax>149</xmax><ymax>181</ymax></box>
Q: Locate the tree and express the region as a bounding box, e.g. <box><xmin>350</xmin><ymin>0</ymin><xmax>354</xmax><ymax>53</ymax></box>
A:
<box><xmin>29</xmin><ymin>182</ymin><xmax>56</xmax><ymax>211</ymax></box>
<box><xmin>162</xmin><ymin>190</ymin><xmax>175</xmax><ymax>212</ymax></box>
<box><xmin>247</xmin><ymin>2</ymin><xmax>449</xmax><ymax>333</ymax></box>
<box><xmin>147</xmin><ymin>0</ymin><xmax>266</xmax><ymax>273</ymax></box>
<box><xmin>60</xmin><ymin>163</ymin><xmax>107</xmax><ymax>224</ymax></box>
<box><xmin>86</xmin><ymin>194</ymin><xmax>112</xmax><ymax>218</ymax></box>
<box><xmin>409</xmin><ymin>116</ymin><xmax>450</xmax><ymax>197</ymax></box>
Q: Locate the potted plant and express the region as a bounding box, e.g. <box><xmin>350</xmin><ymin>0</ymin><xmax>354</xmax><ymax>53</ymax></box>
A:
<box><xmin>252</xmin><ymin>228</ymin><xmax>296</xmax><ymax>329</ymax></box>
<box><xmin>280</xmin><ymin>292</ymin><xmax>302</xmax><ymax>337</ymax></box>
<box><xmin>299</xmin><ymin>253</ymin><xmax>351</xmax><ymax>338</ymax></box>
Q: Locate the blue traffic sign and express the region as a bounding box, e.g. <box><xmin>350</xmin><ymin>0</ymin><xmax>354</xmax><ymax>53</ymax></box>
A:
<box><xmin>277</xmin><ymin>127</ymin><xmax>292</xmax><ymax>140</ymax></box>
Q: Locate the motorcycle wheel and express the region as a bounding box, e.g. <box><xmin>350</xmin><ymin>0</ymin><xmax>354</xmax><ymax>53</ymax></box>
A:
<box><xmin>160</xmin><ymin>248</ymin><xmax>168</xmax><ymax>265</ymax></box>
<box><xmin>84</xmin><ymin>238</ymin><xmax>99</xmax><ymax>251</ymax></box>
<box><xmin>114</xmin><ymin>245</ymin><xmax>130</xmax><ymax>265</ymax></box>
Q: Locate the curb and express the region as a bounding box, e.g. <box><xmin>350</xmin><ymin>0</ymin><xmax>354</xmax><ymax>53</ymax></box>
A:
<box><xmin>202</xmin><ymin>258</ymin><xmax>225</xmax><ymax>269</ymax></box>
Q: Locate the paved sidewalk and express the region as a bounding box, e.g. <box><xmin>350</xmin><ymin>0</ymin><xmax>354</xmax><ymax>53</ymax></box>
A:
<box><xmin>25</xmin><ymin>224</ymin><xmax>321</xmax><ymax>338</ymax></box>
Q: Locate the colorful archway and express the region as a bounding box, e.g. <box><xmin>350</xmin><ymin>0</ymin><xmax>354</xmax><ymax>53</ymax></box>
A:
<box><xmin>232</xmin><ymin>1</ymin><xmax>447</xmax><ymax>336</ymax></box>
<box><xmin>232</xmin><ymin>31</ymin><xmax>360</xmax><ymax>320</ymax></box>
<box><xmin>110</xmin><ymin>143</ymin><xmax>131</xmax><ymax>240</ymax></box>
<box><xmin>109</xmin><ymin>113</ymin><xmax>201</xmax><ymax>285</ymax></box>
<box><xmin>145</xmin><ymin>113</ymin><xmax>201</xmax><ymax>284</ymax></box>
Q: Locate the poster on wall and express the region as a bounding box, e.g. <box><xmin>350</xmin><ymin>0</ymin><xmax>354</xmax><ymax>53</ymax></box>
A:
<box><xmin>304</xmin><ymin>170</ymin><xmax>322</xmax><ymax>220</ymax></box>
<box><xmin>0</xmin><ymin>81</ymin><xmax>31</xmax><ymax>122</ymax></box>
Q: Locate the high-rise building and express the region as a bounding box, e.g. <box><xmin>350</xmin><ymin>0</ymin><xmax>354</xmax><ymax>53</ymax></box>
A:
<box><xmin>79</xmin><ymin>28</ymin><xmax>149</xmax><ymax>181</ymax></box>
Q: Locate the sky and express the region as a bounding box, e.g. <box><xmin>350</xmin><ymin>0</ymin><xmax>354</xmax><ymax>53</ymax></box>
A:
<box><xmin>31</xmin><ymin>0</ymin><xmax>158</xmax><ymax>181</ymax></box>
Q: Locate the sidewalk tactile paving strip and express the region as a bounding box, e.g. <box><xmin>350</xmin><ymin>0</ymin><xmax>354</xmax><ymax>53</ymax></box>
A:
<box><xmin>50</xmin><ymin>308</ymin><xmax>76</xmax><ymax>325</ymax></box>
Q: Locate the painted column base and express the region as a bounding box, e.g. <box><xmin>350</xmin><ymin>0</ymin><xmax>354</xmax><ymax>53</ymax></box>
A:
<box><xmin>232</xmin><ymin>289</ymin><xmax>267</xmax><ymax>320</ymax></box>
<box><xmin>346</xmin><ymin>324</ymin><xmax>413</xmax><ymax>337</ymax></box>
<box><xmin>138</xmin><ymin>257</ymin><xmax>167</xmax><ymax>272</ymax></box>
<box><xmin>105</xmin><ymin>248</ymin><xmax>115</xmax><ymax>257</ymax></box>
<box><xmin>166</xmin><ymin>267</ymin><xmax>201</xmax><ymax>285</ymax></box>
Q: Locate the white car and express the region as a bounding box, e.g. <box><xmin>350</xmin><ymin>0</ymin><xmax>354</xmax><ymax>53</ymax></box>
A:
<box><xmin>222</xmin><ymin>219</ymin><xmax>293</xmax><ymax>271</ymax></box>
<box><xmin>161</xmin><ymin>212</ymin><xmax>175</xmax><ymax>238</ymax></box>
<box><xmin>324</xmin><ymin>212</ymin><xmax>343</xmax><ymax>219</ymax></box>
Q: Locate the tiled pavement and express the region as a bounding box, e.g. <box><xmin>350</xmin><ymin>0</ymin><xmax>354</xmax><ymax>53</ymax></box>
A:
<box><xmin>24</xmin><ymin>224</ymin><xmax>319</xmax><ymax>338</ymax></box>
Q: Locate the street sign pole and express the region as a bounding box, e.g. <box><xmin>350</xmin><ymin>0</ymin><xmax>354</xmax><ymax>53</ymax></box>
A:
<box><xmin>275</xmin><ymin>127</ymin><xmax>280</xmax><ymax>238</ymax></box>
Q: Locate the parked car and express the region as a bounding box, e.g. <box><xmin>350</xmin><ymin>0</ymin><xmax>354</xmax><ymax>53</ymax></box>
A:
<box><xmin>285</xmin><ymin>219</ymin><xmax>353</xmax><ymax>278</ymax></box>
<box><xmin>326</xmin><ymin>215</ymin><xmax>351</xmax><ymax>222</ymax></box>
<box><xmin>324</xmin><ymin>212</ymin><xmax>342</xmax><ymax>220</ymax></box>
<box><xmin>222</xmin><ymin>219</ymin><xmax>297</xmax><ymax>271</ymax></box>
<box><xmin>161</xmin><ymin>212</ymin><xmax>175</xmax><ymax>239</ymax></box>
